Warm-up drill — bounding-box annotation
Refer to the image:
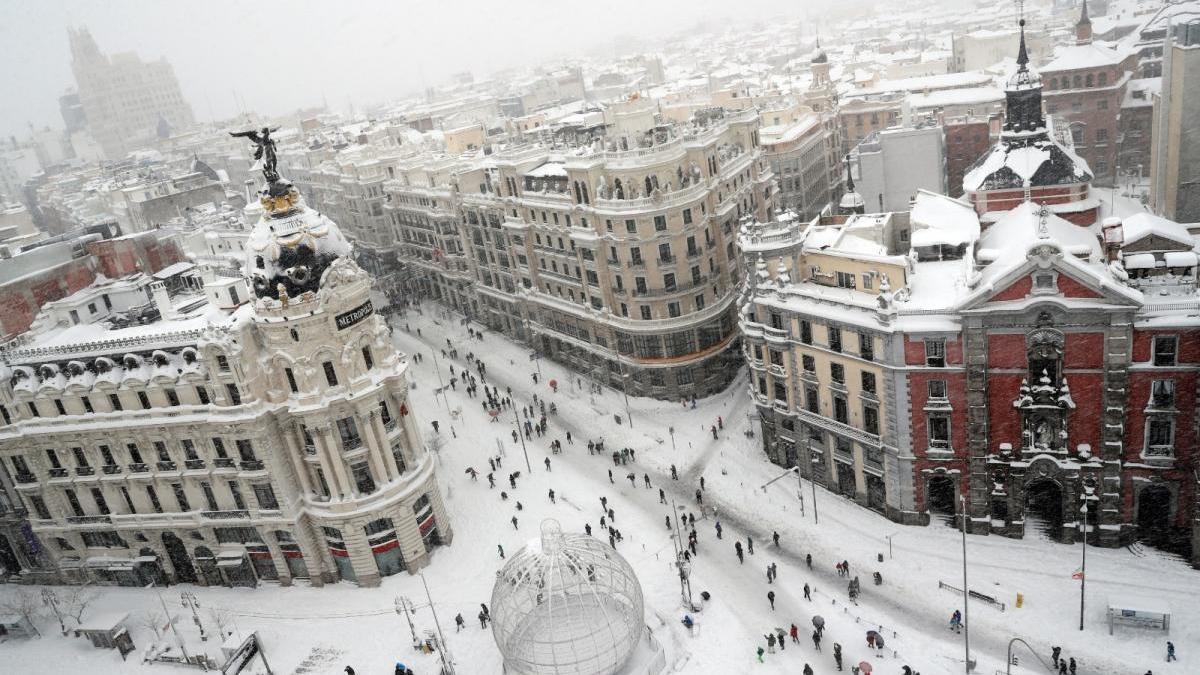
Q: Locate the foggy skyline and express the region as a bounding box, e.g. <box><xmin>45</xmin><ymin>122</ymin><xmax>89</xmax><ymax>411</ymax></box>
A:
<box><xmin>0</xmin><ymin>0</ymin><xmax>853</xmax><ymax>140</ymax></box>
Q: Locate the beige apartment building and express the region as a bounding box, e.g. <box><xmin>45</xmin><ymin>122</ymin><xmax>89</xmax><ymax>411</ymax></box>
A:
<box><xmin>0</xmin><ymin>179</ymin><xmax>451</xmax><ymax>588</ymax></box>
<box><xmin>290</xmin><ymin>103</ymin><xmax>777</xmax><ymax>399</ymax></box>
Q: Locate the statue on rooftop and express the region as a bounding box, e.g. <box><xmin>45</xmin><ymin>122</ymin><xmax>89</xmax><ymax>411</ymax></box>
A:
<box><xmin>230</xmin><ymin>126</ymin><xmax>282</xmax><ymax>184</ymax></box>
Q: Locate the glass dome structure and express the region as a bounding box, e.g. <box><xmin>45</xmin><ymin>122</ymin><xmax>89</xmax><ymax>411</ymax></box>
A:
<box><xmin>491</xmin><ymin>520</ymin><xmax>644</xmax><ymax>675</ymax></box>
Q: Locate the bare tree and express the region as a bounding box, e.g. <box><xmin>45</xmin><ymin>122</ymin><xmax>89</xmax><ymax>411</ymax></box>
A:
<box><xmin>209</xmin><ymin>607</ymin><xmax>235</xmax><ymax>640</ymax></box>
<box><xmin>0</xmin><ymin>588</ymin><xmax>46</xmax><ymax>637</ymax></box>
<box><xmin>60</xmin><ymin>586</ymin><xmax>102</xmax><ymax>625</ymax></box>
<box><xmin>139</xmin><ymin>609</ymin><xmax>167</xmax><ymax>639</ymax></box>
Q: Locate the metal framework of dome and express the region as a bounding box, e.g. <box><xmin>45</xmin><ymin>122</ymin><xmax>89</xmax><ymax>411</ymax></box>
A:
<box><xmin>491</xmin><ymin>520</ymin><xmax>644</xmax><ymax>675</ymax></box>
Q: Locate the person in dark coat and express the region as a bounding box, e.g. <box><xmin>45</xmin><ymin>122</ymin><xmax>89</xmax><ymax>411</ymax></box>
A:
<box><xmin>344</xmin><ymin>668</ymin><xmax>356</xmax><ymax>675</ymax></box>
<box><xmin>833</xmin><ymin>642</ymin><xmax>843</xmax><ymax>670</ymax></box>
<box><xmin>812</xmin><ymin>630</ymin><xmax>822</xmax><ymax>651</ymax></box>
<box><xmin>767</xmin><ymin>590</ymin><xmax>775</xmax><ymax>610</ymax></box>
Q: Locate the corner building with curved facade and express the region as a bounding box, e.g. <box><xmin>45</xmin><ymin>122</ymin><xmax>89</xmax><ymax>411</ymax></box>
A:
<box><xmin>0</xmin><ymin>177</ymin><xmax>451</xmax><ymax>588</ymax></box>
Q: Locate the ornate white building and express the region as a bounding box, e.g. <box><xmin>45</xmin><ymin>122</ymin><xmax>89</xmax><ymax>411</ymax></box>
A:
<box><xmin>0</xmin><ymin>160</ymin><xmax>451</xmax><ymax>588</ymax></box>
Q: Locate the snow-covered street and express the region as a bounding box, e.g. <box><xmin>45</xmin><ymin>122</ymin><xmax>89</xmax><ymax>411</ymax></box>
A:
<box><xmin>1</xmin><ymin>298</ymin><xmax>1194</xmax><ymax>675</ymax></box>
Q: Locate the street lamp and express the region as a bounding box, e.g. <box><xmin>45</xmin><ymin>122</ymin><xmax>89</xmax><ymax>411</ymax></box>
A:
<box><xmin>1078</xmin><ymin>480</ymin><xmax>1098</xmax><ymax>631</ymax></box>
<box><xmin>807</xmin><ymin>443</ymin><xmax>821</xmax><ymax>525</ymax></box>
<box><xmin>181</xmin><ymin>591</ymin><xmax>206</xmax><ymax>641</ymax></box>
<box><xmin>1005</xmin><ymin>636</ymin><xmax>1056</xmax><ymax>674</ymax></box>
<box><xmin>959</xmin><ymin>494</ymin><xmax>974</xmax><ymax>673</ymax></box>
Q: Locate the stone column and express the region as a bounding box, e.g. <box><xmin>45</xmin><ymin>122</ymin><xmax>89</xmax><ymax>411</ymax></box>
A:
<box><xmin>283</xmin><ymin>424</ymin><xmax>315</xmax><ymax>497</ymax></box>
<box><xmin>316</xmin><ymin>425</ymin><xmax>352</xmax><ymax>499</ymax></box>
<box><xmin>367</xmin><ymin>410</ymin><xmax>398</xmax><ymax>481</ymax></box>
<box><xmin>357</xmin><ymin>412</ymin><xmax>387</xmax><ymax>488</ymax></box>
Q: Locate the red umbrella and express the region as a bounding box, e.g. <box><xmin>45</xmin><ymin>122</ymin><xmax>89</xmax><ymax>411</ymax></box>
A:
<box><xmin>858</xmin><ymin>661</ymin><xmax>873</xmax><ymax>674</ymax></box>
<box><xmin>488</xmin><ymin>408</ymin><xmax>500</xmax><ymax>417</ymax></box>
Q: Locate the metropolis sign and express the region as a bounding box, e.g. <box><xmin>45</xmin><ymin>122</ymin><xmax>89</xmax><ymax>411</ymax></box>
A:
<box><xmin>335</xmin><ymin>300</ymin><xmax>374</xmax><ymax>330</ymax></box>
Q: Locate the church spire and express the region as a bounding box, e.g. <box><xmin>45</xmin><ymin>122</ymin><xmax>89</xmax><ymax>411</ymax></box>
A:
<box><xmin>1016</xmin><ymin>18</ymin><xmax>1029</xmax><ymax>71</ymax></box>
<box><xmin>1003</xmin><ymin>12</ymin><xmax>1044</xmax><ymax>134</ymax></box>
<box><xmin>1076</xmin><ymin>0</ymin><xmax>1093</xmax><ymax>45</ymax></box>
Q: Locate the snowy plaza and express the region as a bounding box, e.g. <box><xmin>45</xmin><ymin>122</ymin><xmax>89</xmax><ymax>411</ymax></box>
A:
<box><xmin>1</xmin><ymin>298</ymin><xmax>1192</xmax><ymax>674</ymax></box>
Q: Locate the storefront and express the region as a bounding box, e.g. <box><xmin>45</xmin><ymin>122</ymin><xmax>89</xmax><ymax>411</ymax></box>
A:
<box><xmin>365</xmin><ymin>518</ymin><xmax>404</xmax><ymax>577</ymax></box>
<box><xmin>322</xmin><ymin>526</ymin><xmax>356</xmax><ymax>582</ymax></box>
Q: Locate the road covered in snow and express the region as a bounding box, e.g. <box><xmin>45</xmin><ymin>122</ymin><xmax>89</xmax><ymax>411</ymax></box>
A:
<box><xmin>1</xmin><ymin>298</ymin><xmax>1193</xmax><ymax>674</ymax></box>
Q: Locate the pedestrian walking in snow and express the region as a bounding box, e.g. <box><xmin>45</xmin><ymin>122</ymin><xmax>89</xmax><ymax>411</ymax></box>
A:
<box><xmin>498</xmin><ymin>544</ymin><xmax>505</xmax><ymax>559</ymax></box>
<box><xmin>585</xmin><ymin>523</ymin><xmax>592</xmax><ymax>536</ymax></box>
<box><xmin>666</xmin><ymin>515</ymin><xmax>672</xmax><ymax>530</ymax></box>
<box><xmin>608</xmin><ymin>469</ymin><xmax>614</xmax><ymax>484</ymax></box>
<box><xmin>659</xmin><ymin>488</ymin><xmax>667</xmax><ymax>504</ymax></box>
<box><xmin>600</xmin><ymin>516</ymin><xmax>606</xmax><ymax>530</ymax></box>
<box><xmin>766</xmin><ymin>633</ymin><xmax>776</xmax><ymax>653</ymax></box>
<box><xmin>718</xmin><ymin>416</ymin><xmax>723</xmax><ymax>430</ymax></box>
<box><xmin>1069</xmin><ymin>657</ymin><xmax>1076</xmax><ymax>674</ymax></box>
<box><xmin>1167</xmin><ymin>641</ymin><xmax>1176</xmax><ymax>661</ymax></box>
<box><xmin>812</xmin><ymin>630</ymin><xmax>822</xmax><ymax>651</ymax></box>
<box><xmin>627</xmin><ymin>472</ymin><xmax>636</xmax><ymax>487</ymax></box>
<box><xmin>544</xmin><ymin>457</ymin><xmax>551</xmax><ymax>471</ymax></box>
<box><xmin>803</xmin><ymin>583</ymin><xmax>811</xmax><ymax>601</ymax></box>
<box><xmin>1051</xmin><ymin>646</ymin><xmax>1062</xmax><ymax>667</ymax></box>
<box><xmin>949</xmin><ymin>609</ymin><xmax>962</xmax><ymax>633</ymax></box>
<box><xmin>700</xmin><ymin>476</ymin><xmax>706</xmax><ymax>491</ymax></box>
<box><xmin>344</xmin><ymin>667</ymin><xmax>355</xmax><ymax>675</ymax></box>
<box><xmin>671</xmin><ymin>464</ymin><xmax>678</xmax><ymax>480</ymax></box>
<box><xmin>767</xmin><ymin>591</ymin><xmax>775</xmax><ymax>610</ymax></box>
<box><xmin>715</xmin><ymin>521</ymin><xmax>723</xmax><ymax>538</ymax></box>
<box><xmin>516</xmin><ymin>501</ymin><xmax>523</xmax><ymax>511</ymax></box>
<box><xmin>803</xmin><ymin>665</ymin><xmax>813</xmax><ymax>675</ymax></box>
<box><xmin>842</xmin><ymin>560</ymin><xmax>850</xmax><ymax>576</ymax></box>
<box><xmin>773</xmin><ymin>531</ymin><xmax>780</xmax><ymax>547</ymax></box>
<box><xmin>790</xmin><ymin>623</ymin><xmax>799</xmax><ymax>643</ymax></box>
<box><xmin>466</xmin><ymin>467</ymin><xmax>478</xmax><ymax>481</ymax></box>
<box><xmin>455</xmin><ymin>613</ymin><xmax>465</xmax><ymax>631</ymax></box>
<box><xmin>735</xmin><ymin>541</ymin><xmax>744</xmax><ymax>563</ymax></box>
<box><xmin>769</xmin><ymin>562</ymin><xmax>777</xmax><ymax>582</ymax></box>
<box><xmin>766</xmin><ymin>565</ymin><xmax>773</xmax><ymax>584</ymax></box>
<box><xmin>548</xmin><ymin>489</ymin><xmax>555</xmax><ymax>503</ymax></box>
<box><xmin>710</xmin><ymin>425</ymin><xmax>718</xmax><ymax>439</ymax></box>
<box><xmin>644</xmin><ymin>474</ymin><xmax>651</xmax><ymax>488</ymax></box>
<box><xmin>566</xmin><ymin>431</ymin><xmax>572</xmax><ymax>444</ymax></box>
<box><xmin>511</xmin><ymin>516</ymin><xmax>519</xmax><ymax>530</ymax></box>
<box><xmin>748</xmin><ymin>536</ymin><xmax>754</xmax><ymax>554</ymax></box>
<box><xmin>432</xmin><ymin>420</ymin><xmax>440</xmax><ymax>433</ymax></box>
<box><xmin>608</xmin><ymin>508</ymin><xmax>615</xmax><ymax>522</ymax></box>
<box><xmin>509</xmin><ymin>474</ymin><xmax>517</xmax><ymax>489</ymax></box>
<box><xmin>478</xmin><ymin>611</ymin><xmax>488</xmax><ymax>628</ymax></box>
<box><xmin>609</xmin><ymin>532</ymin><xmax>616</xmax><ymax>548</ymax></box>
<box><xmin>487</xmin><ymin>473</ymin><xmax>495</xmax><ymax>488</ymax></box>
<box><xmin>833</xmin><ymin>643</ymin><xmax>843</xmax><ymax>670</ymax></box>
<box><xmin>806</xmin><ymin>553</ymin><xmax>812</xmax><ymax>569</ymax></box>
<box><xmin>756</xmin><ymin>646</ymin><xmax>765</xmax><ymax>663</ymax></box>
<box><xmin>1058</xmin><ymin>662</ymin><xmax>1067</xmax><ymax>675</ymax></box>
<box><xmin>695</xmin><ymin>489</ymin><xmax>704</xmax><ymax>504</ymax></box>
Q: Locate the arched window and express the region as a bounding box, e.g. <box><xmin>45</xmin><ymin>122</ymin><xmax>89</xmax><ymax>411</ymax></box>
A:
<box><xmin>1098</xmin><ymin>72</ymin><xmax>1107</xmax><ymax>86</ymax></box>
<box><xmin>1048</xmin><ymin>78</ymin><xmax>1057</xmax><ymax>89</ymax></box>
<box><xmin>1073</xmin><ymin>75</ymin><xmax>1082</xmax><ymax>88</ymax></box>
<box><xmin>1085</xmin><ymin>74</ymin><xmax>1094</xmax><ymax>87</ymax></box>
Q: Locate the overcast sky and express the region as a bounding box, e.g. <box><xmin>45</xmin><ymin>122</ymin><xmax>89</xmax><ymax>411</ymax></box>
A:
<box><xmin>0</xmin><ymin>0</ymin><xmax>855</xmax><ymax>140</ymax></box>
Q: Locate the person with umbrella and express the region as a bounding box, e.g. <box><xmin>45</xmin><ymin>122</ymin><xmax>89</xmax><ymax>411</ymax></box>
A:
<box><xmin>857</xmin><ymin>660</ymin><xmax>874</xmax><ymax>674</ymax></box>
<box><xmin>812</xmin><ymin>614</ymin><xmax>825</xmax><ymax>637</ymax></box>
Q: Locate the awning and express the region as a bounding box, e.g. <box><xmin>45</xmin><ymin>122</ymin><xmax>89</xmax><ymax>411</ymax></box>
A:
<box><xmin>152</xmin><ymin>261</ymin><xmax>196</xmax><ymax>280</ymax></box>
<box><xmin>1123</xmin><ymin>253</ymin><xmax>1157</xmax><ymax>270</ymax></box>
<box><xmin>217</xmin><ymin>558</ymin><xmax>245</xmax><ymax>568</ymax></box>
<box><xmin>217</xmin><ymin>549</ymin><xmax>245</xmax><ymax>560</ymax></box>
<box><xmin>86</xmin><ymin>556</ymin><xmax>132</xmax><ymax>568</ymax></box>
<box><xmin>134</xmin><ymin>555</ymin><xmax>158</xmax><ymax>564</ymax></box>
<box><xmin>1164</xmin><ymin>251</ymin><xmax>1198</xmax><ymax>268</ymax></box>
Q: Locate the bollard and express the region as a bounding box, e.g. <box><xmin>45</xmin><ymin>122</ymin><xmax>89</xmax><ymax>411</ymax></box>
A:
<box><xmin>1016</xmin><ymin>592</ymin><xmax>1024</xmax><ymax>608</ymax></box>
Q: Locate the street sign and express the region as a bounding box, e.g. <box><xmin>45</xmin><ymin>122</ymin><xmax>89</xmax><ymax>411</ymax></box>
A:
<box><xmin>222</xmin><ymin>633</ymin><xmax>259</xmax><ymax>674</ymax></box>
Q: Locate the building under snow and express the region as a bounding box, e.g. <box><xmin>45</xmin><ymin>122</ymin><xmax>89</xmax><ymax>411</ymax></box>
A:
<box><xmin>0</xmin><ymin>157</ymin><xmax>452</xmax><ymax>587</ymax></box>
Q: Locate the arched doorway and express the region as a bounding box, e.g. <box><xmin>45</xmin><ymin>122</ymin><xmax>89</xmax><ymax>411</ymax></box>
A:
<box><xmin>135</xmin><ymin>547</ymin><xmax>164</xmax><ymax>586</ymax></box>
<box><xmin>1024</xmin><ymin>480</ymin><xmax>1064</xmax><ymax>542</ymax></box>
<box><xmin>926</xmin><ymin>475</ymin><xmax>956</xmax><ymax>525</ymax></box>
<box><xmin>1134</xmin><ymin>484</ymin><xmax>1188</xmax><ymax>559</ymax></box>
<box><xmin>162</xmin><ymin>532</ymin><xmax>196</xmax><ymax>584</ymax></box>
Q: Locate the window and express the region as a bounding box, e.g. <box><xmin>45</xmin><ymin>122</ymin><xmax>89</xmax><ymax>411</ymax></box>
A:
<box><xmin>802</xmin><ymin>354</ymin><xmax>816</xmax><ymax>372</ymax></box>
<box><xmin>201</xmin><ymin>482</ymin><xmax>218</xmax><ymax>511</ymax></box>
<box><xmin>1096</xmin><ymin>128</ymin><xmax>1108</xmax><ymax>143</ymax></box>
<box><xmin>65</xmin><ymin>488</ymin><xmax>84</xmax><ymax>516</ymax></box>
<box><xmin>108</xmin><ymin>394</ymin><xmax>122</xmax><ymax>411</ymax></box>
<box><xmin>1098</xmin><ymin>99</ymin><xmax>1108</xmax><ymax>110</ymax></box>
<box><xmin>836</xmin><ymin>271</ymin><xmax>856</xmax><ymax>289</ymax></box>
<box><xmin>137</xmin><ymin>391</ymin><xmax>151</xmax><ymax>409</ymax></box>
<box><xmin>182</xmin><ymin>440</ymin><xmax>198</xmax><ymax>461</ymax></box>
<box><xmin>864</xmin><ymin>406</ymin><xmax>879</xmax><ymax>435</ymax></box>
<box><xmin>862</xmin><ymin>372</ymin><xmax>876</xmax><ymax>394</ymax></box>
<box><xmin>212</xmin><ymin>438</ymin><xmax>228</xmax><ymax>459</ymax></box>
<box><xmin>658</xmin><ymin>243</ymin><xmax>672</xmax><ymax>262</ymax></box>
<box><xmin>625</xmin><ymin>219</ymin><xmax>637</xmax><ymax>233</ymax></box>
<box><xmin>805</xmin><ymin>387</ymin><xmax>820</xmax><ymax>413</ymax></box>
<box><xmin>352</xmin><ymin>462</ymin><xmax>376</xmax><ymax>494</ymax></box>
<box><xmin>119</xmin><ymin>487</ymin><xmax>135</xmax><ymax>513</ymax></box>
<box><xmin>81</xmin><ymin>531</ymin><xmax>127</xmax><ymax>548</ymax></box>
<box><xmin>225</xmin><ymin>384</ymin><xmax>242</xmax><ymax>405</ymax></box>
<box><xmin>683</xmin><ymin>208</ymin><xmax>693</xmax><ymax>225</ymax></box>
<box><xmin>253</xmin><ymin>484</ymin><xmax>279</xmax><ymax>510</ymax></box>
<box><xmin>833</xmin><ymin>395</ymin><xmax>849</xmax><ymax>424</ymax></box>
<box><xmin>1150</xmin><ymin>380</ymin><xmax>1176</xmax><ymax>409</ymax></box>
<box><xmin>173</xmin><ymin>483</ymin><xmax>191</xmax><ymax>511</ymax></box>
<box><xmin>828</xmin><ymin>328</ymin><xmax>842</xmax><ymax>353</ymax></box>
<box><xmin>830</xmin><ymin>363</ymin><xmax>845</xmax><ymax>384</ymax></box>
<box><xmin>800</xmin><ymin>320</ymin><xmax>812</xmax><ymax>344</ymax></box>
<box><xmin>362</xmin><ymin>346</ymin><xmax>374</xmax><ymax>370</ymax></box>
<box><xmin>654</xmin><ymin>215</ymin><xmax>667</xmax><ymax>231</ymax></box>
<box><xmin>235</xmin><ymin>439</ymin><xmax>257</xmax><ymax>462</ymax></box>
<box><xmin>127</xmin><ymin>443</ymin><xmax>144</xmax><ymax>464</ymax></box>
<box><xmin>1145</xmin><ymin>418</ymin><xmax>1174</xmax><ymax>456</ymax></box>
<box><xmin>147</xmin><ymin>486</ymin><xmax>163</xmax><ymax>513</ymax></box>
<box><xmin>195</xmin><ymin>387</ymin><xmax>210</xmax><ymax>404</ymax></box>
<box><xmin>695</xmin><ymin>293</ymin><xmax>705</xmax><ymax>310</ymax></box>
<box><xmin>1152</xmin><ymin>336</ymin><xmax>1177</xmax><ymax>366</ymax></box>
<box><xmin>640</xmin><ymin>306</ymin><xmax>652</xmax><ymax>320</ymax></box>
<box><xmin>862</xmin><ymin>274</ymin><xmax>873</xmax><ymax>290</ymax></box>
<box><xmin>668</xmin><ymin>302</ymin><xmax>681</xmax><ymax>318</ymax></box>
<box><xmin>46</xmin><ymin>449</ymin><xmax>61</xmax><ymax>469</ymax></box>
<box><xmin>924</xmin><ymin>339</ymin><xmax>946</xmax><ymax>367</ymax></box>
<box><xmin>216</xmin><ymin>354</ymin><xmax>230</xmax><ymax>372</ymax></box>
<box><xmin>100</xmin><ymin>445</ymin><xmax>116</xmax><ymax>466</ymax></box>
<box><xmin>29</xmin><ymin>495</ymin><xmax>50</xmax><ymax>520</ymax></box>
<box><xmin>663</xmin><ymin>272</ymin><xmax>676</xmax><ymax>291</ymax></box>
<box><xmin>928</xmin><ymin>380</ymin><xmax>948</xmax><ymax>400</ymax></box>
<box><xmin>392</xmin><ymin>439</ymin><xmax>408</xmax><ymax>475</ymax></box>
<box><xmin>54</xmin><ymin>399</ymin><xmax>66</xmax><ymax>415</ymax></box>
<box><xmin>337</xmin><ymin>417</ymin><xmax>362</xmax><ymax>450</ymax></box>
<box><xmin>859</xmin><ymin>333</ymin><xmax>873</xmax><ymax>360</ymax></box>
<box><xmin>774</xmin><ymin>382</ymin><xmax>788</xmax><ymax>402</ymax></box>
<box><xmin>72</xmin><ymin>447</ymin><xmax>89</xmax><ymax>468</ymax></box>
<box><xmin>928</xmin><ymin>415</ymin><xmax>950</xmax><ymax>448</ymax></box>
<box><xmin>165</xmin><ymin>389</ymin><xmax>180</xmax><ymax>406</ymax></box>
<box><xmin>285</xmin><ymin>368</ymin><xmax>298</xmax><ymax>393</ymax></box>
<box><xmin>323</xmin><ymin>361</ymin><xmax>339</xmax><ymax>386</ymax></box>
<box><xmin>228</xmin><ymin>481</ymin><xmax>247</xmax><ymax>510</ymax></box>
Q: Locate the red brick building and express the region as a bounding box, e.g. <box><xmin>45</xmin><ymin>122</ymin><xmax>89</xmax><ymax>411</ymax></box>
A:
<box><xmin>944</xmin><ymin>118</ymin><xmax>993</xmax><ymax>198</ymax></box>
<box><xmin>1039</xmin><ymin>1</ymin><xmax>1138</xmax><ymax>186</ymax></box>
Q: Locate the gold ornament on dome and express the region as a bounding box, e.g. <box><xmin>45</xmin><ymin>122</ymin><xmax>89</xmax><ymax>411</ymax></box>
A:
<box><xmin>261</xmin><ymin>186</ymin><xmax>300</xmax><ymax>216</ymax></box>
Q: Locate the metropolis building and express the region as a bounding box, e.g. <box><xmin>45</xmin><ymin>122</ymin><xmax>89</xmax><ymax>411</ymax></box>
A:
<box><xmin>0</xmin><ymin>150</ymin><xmax>451</xmax><ymax>587</ymax></box>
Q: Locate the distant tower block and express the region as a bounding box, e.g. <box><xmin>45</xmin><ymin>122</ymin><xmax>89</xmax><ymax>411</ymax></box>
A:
<box><xmin>491</xmin><ymin>520</ymin><xmax>664</xmax><ymax>675</ymax></box>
